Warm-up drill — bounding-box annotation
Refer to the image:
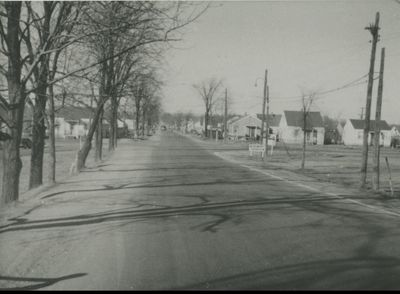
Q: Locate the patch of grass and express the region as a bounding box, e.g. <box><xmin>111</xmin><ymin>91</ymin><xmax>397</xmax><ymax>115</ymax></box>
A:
<box><xmin>265</xmin><ymin>143</ymin><xmax>400</xmax><ymax>194</ymax></box>
<box><xmin>0</xmin><ymin>138</ymin><xmax>110</xmax><ymax>196</ymax></box>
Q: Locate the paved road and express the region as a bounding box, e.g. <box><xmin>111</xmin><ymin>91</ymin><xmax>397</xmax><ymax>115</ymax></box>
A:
<box><xmin>1</xmin><ymin>131</ymin><xmax>400</xmax><ymax>290</ymax></box>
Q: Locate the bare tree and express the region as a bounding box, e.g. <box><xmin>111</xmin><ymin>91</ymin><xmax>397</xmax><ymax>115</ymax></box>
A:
<box><xmin>23</xmin><ymin>2</ymin><xmax>82</xmax><ymax>188</ymax></box>
<box><xmin>0</xmin><ymin>1</ymin><xmax>209</xmax><ymax>205</ymax></box>
<box><xmin>70</xmin><ymin>2</ymin><xmax>207</xmax><ymax>173</ymax></box>
<box><xmin>0</xmin><ymin>2</ymin><xmax>25</xmax><ymax>204</ymax></box>
<box><xmin>193</xmin><ymin>78</ymin><xmax>223</xmax><ymax>138</ymax></box>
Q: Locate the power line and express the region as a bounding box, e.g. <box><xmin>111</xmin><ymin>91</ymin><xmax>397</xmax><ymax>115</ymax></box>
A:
<box><xmin>267</xmin><ymin>73</ymin><xmax>369</xmax><ymax>101</ymax></box>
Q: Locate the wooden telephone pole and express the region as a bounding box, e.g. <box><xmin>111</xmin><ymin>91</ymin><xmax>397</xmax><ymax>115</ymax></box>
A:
<box><xmin>266</xmin><ymin>85</ymin><xmax>270</xmax><ymax>146</ymax></box>
<box><xmin>372</xmin><ymin>47</ymin><xmax>385</xmax><ymax>191</ymax></box>
<box><xmin>360</xmin><ymin>12</ymin><xmax>380</xmax><ymax>189</ymax></box>
<box><xmin>224</xmin><ymin>88</ymin><xmax>228</xmax><ymax>142</ymax></box>
<box><xmin>260</xmin><ymin>69</ymin><xmax>268</xmax><ymax>144</ymax></box>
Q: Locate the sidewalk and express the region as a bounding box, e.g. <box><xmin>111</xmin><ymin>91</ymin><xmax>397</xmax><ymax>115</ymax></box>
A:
<box><xmin>0</xmin><ymin>138</ymin><xmax>130</xmax><ymax>225</ymax></box>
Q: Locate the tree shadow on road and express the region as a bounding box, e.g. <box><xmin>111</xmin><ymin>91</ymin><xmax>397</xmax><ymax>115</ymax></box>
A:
<box><xmin>0</xmin><ymin>191</ymin><xmax>392</xmax><ymax>236</ymax></box>
<box><xmin>176</xmin><ymin>255</ymin><xmax>400</xmax><ymax>290</ymax></box>
<box><xmin>39</xmin><ymin>178</ymin><xmax>269</xmax><ymax>200</ymax></box>
<box><xmin>0</xmin><ymin>273</ymin><xmax>87</xmax><ymax>290</ymax></box>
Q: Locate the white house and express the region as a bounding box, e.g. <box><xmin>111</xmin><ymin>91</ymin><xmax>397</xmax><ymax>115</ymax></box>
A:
<box><xmin>279</xmin><ymin>111</ymin><xmax>325</xmax><ymax>145</ymax></box>
<box><xmin>124</xmin><ymin>119</ymin><xmax>135</xmax><ymax>131</ymax></box>
<box><xmin>227</xmin><ymin>114</ymin><xmax>282</xmax><ymax>140</ymax></box>
<box><xmin>390</xmin><ymin>125</ymin><xmax>400</xmax><ymax>147</ymax></box>
<box><xmin>54</xmin><ymin>106</ymin><xmax>93</xmax><ymax>139</ymax></box>
<box><xmin>391</xmin><ymin>125</ymin><xmax>400</xmax><ymax>137</ymax></box>
<box><xmin>227</xmin><ymin>114</ymin><xmax>261</xmax><ymax>140</ymax></box>
<box><xmin>342</xmin><ymin>119</ymin><xmax>392</xmax><ymax>147</ymax></box>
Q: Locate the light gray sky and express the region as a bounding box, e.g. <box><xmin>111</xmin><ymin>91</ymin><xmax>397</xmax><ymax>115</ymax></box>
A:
<box><xmin>161</xmin><ymin>0</ymin><xmax>400</xmax><ymax>124</ymax></box>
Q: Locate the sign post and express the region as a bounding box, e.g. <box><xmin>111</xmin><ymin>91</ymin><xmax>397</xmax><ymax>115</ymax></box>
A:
<box><xmin>249</xmin><ymin>144</ymin><xmax>265</xmax><ymax>159</ymax></box>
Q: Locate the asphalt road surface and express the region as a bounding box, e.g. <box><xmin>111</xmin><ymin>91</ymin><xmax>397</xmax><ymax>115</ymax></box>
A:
<box><xmin>1</xmin><ymin>131</ymin><xmax>400</xmax><ymax>290</ymax></box>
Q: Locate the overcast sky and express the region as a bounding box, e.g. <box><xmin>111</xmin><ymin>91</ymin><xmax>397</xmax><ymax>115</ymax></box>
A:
<box><xmin>161</xmin><ymin>0</ymin><xmax>400</xmax><ymax>124</ymax></box>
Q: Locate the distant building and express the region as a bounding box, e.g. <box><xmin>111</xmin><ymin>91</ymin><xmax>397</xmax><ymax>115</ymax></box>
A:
<box><xmin>256</xmin><ymin>113</ymin><xmax>282</xmax><ymax>139</ymax></box>
<box><xmin>342</xmin><ymin>119</ymin><xmax>391</xmax><ymax>147</ymax></box>
<box><xmin>390</xmin><ymin>125</ymin><xmax>400</xmax><ymax>148</ymax></box>
<box><xmin>227</xmin><ymin>114</ymin><xmax>281</xmax><ymax>140</ymax></box>
<box><xmin>54</xmin><ymin>106</ymin><xmax>94</xmax><ymax>139</ymax></box>
<box><xmin>390</xmin><ymin>125</ymin><xmax>400</xmax><ymax>137</ymax></box>
<box><xmin>227</xmin><ymin>114</ymin><xmax>261</xmax><ymax>140</ymax></box>
<box><xmin>279</xmin><ymin>111</ymin><xmax>325</xmax><ymax>145</ymax></box>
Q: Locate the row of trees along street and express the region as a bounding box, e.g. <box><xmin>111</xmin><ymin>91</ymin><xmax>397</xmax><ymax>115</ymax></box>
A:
<box><xmin>0</xmin><ymin>1</ymin><xmax>208</xmax><ymax>207</ymax></box>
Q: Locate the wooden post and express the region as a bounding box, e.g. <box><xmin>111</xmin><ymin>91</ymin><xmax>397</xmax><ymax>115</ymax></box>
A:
<box><xmin>361</xmin><ymin>12</ymin><xmax>380</xmax><ymax>189</ymax></box>
<box><xmin>372</xmin><ymin>47</ymin><xmax>385</xmax><ymax>191</ymax></box>
<box><xmin>260</xmin><ymin>69</ymin><xmax>267</xmax><ymax>144</ymax></box>
<box><xmin>224</xmin><ymin>88</ymin><xmax>228</xmax><ymax>142</ymax></box>
<box><xmin>385</xmin><ymin>157</ymin><xmax>394</xmax><ymax>197</ymax></box>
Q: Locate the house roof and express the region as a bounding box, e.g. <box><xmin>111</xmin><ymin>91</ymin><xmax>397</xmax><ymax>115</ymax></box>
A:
<box><xmin>349</xmin><ymin>119</ymin><xmax>391</xmax><ymax>131</ymax></box>
<box><xmin>228</xmin><ymin>114</ymin><xmax>258</xmax><ymax>126</ymax></box>
<box><xmin>56</xmin><ymin>106</ymin><xmax>94</xmax><ymax>121</ymax></box>
<box><xmin>283</xmin><ymin>111</ymin><xmax>324</xmax><ymax>129</ymax></box>
<box><xmin>256</xmin><ymin>114</ymin><xmax>282</xmax><ymax>127</ymax></box>
<box><xmin>227</xmin><ymin>116</ymin><xmax>242</xmax><ymax>124</ymax></box>
<box><xmin>390</xmin><ymin>124</ymin><xmax>400</xmax><ymax>131</ymax></box>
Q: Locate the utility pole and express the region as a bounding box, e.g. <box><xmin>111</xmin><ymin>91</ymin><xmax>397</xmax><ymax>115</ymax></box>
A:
<box><xmin>372</xmin><ymin>47</ymin><xmax>385</xmax><ymax>191</ymax></box>
<box><xmin>266</xmin><ymin>85</ymin><xmax>270</xmax><ymax>147</ymax></box>
<box><xmin>360</xmin><ymin>12</ymin><xmax>380</xmax><ymax>189</ymax></box>
<box><xmin>260</xmin><ymin>69</ymin><xmax>268</xmax><ymax>144</ymax></box>
<box><xmin>360</xmin><ymin>107</ymin><xmax>365</xmax><ymax>119</ymax></box>
<box><xmin>224</xmin><ymin>88</ymin><xmax>228</xmax><ymax>142</ymax></box>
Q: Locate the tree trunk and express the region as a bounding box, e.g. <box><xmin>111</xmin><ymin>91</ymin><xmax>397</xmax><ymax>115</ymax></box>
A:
<box><xmin>1</xmin><ymin>2</ymin><xmax>24</xmax><ymax>205</ymax></box>
<box><xmin>48</xmin><ymin>84</ymin><xmax>56</xmax><ymax>184</ymax></box>
<box><xmin>301</xmin><ymin>119</ymin><xmax>306</xmax><ymax>170</ymax></box>
<box><xmin>109</xmin><ymin>95</ymin><xmax>118</xmax><ymax>151</ymax></box>
<box><xmin>114</xmin><ymin>107</ymin><xmax>118</xmax><ymax>147</ymax></box>
<box><xmin>147</xmin><ymin>118</ymin><xmax>151</xmax><ymax>136</ymax></box>
<box><xmin>29</xmin><ymin>3</ymin><xmax>51</xmax><ymax>190</ymax></box>
<box><xmin>29</xmin><ymin>86</ymin><xmax>47</xmax><ymax>189</ymax></box>
<box><xmin>95</xmin><ymin>108</ymin><xmax>103</xmax><ymax>161</ymax></box>
<box><xmin>2</xmin><ymin>106</ymin><xmax>24</xmax><ymax>205</ymax></box>
<box><xmin>204</xmin><ymin>112</ymin><xmax>209</xmax><ymax>137</ymax></box>
<box><xmin>135</xmin><ymin>108</ymin><xmax>140</xmax><ymax>138</ymax></box>
<box><xmin>142</xmin><ymin>108</ymin><xmax>146</xmax><ymax>136</ymax></box>
<box><xmin>75</xmin><ymin>102</ymin><xmax>105</xmax><ymax>172</ymax></box>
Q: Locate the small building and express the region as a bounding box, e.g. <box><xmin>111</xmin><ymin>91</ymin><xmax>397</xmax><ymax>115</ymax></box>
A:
<box><xmin>102</xmin><ymin>118</ymin><xmax>127</xmax><ymax>138</ymax></box>
<box><xmin>256</xmin><ymin>113</ymin><xmax>282</xmax><ymax>140</ymax></box>
<box><xmin>390</xmin><ymin>125</ymin><xmax>400</xmax><ymax>137</ymax></box>
<box><xmin>390</xmin><ymin>125</ymin><xmax>400</xmax><ymax>148</ymax></box>
<box><xmin>342</xmin><ymin>119</ymin><xmax>391</xmax><ymax>147</ymax></box>
<box><xmin>279</xmin><ymin>111</ymin><xmax>325</xmax><ymax>145</ymax></box>
<box><xmin>227</xmin><ymin>114</ymin><xmax>261</xmax><ymax>140</ymax></box>
<box><xmin>54</xmin><ymin>106</ymin><xmax>94</xmax><ymax>139</ymax></box>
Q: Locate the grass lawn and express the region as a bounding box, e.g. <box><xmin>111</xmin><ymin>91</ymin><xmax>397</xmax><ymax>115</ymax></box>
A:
<box><xmin>0</xmin><ymin>138</ymin><xmax>110</xmax><ymax>198</ymax></box>
<box><xmin>197</xmin><ymin>134</ymin><xmax>400</xmax><ymax>197</ymax></box>
<box><xmin>256</xmin><ymin>142</ymin><xmax>400</xmax><ymax>195</ymax></box>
